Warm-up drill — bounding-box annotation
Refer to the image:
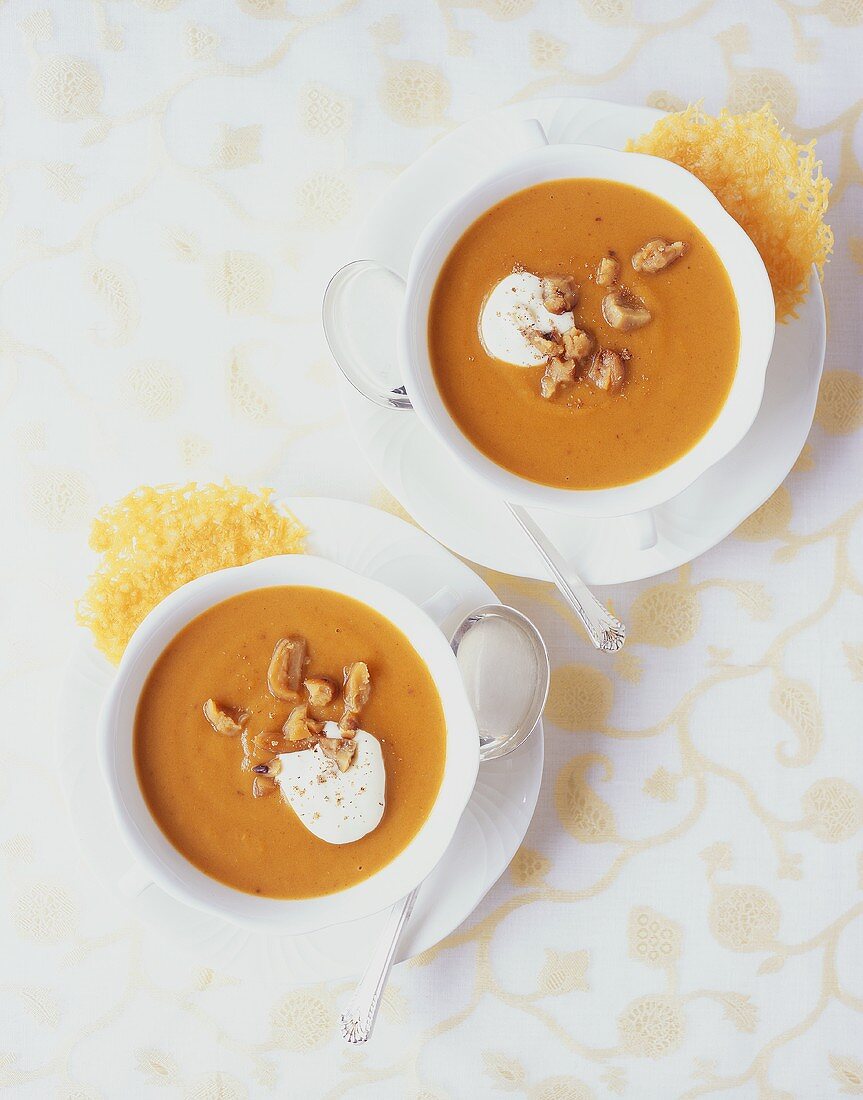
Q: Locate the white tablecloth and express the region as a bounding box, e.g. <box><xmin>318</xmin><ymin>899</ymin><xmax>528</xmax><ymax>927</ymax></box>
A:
<box><xmin>2</xmin><ymin>1</ymin><xmax>863</xmax><ymax>1097</ymax></box>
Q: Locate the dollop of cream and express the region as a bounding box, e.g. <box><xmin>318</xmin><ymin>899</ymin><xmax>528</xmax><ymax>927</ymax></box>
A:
<box><xmin>276</xmin><ymin>722</ymin><xmax>385</xmax><ymax>844</ymax></box>
<box><xmin>479</xmin><ymin>270</ymin><xmax>573</xmax><ymax>366</ymax></box>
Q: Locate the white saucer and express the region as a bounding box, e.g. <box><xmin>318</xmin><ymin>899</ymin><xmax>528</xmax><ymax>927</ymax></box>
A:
<box><xmin>339</xmin><ymin>98</ymin><xmax>827</xmax><ymax>584</ymax></box>
<box><xmin>59</xmin><ymin>497</ymin><xmax>544</xmax><ymax>983</ymax></box>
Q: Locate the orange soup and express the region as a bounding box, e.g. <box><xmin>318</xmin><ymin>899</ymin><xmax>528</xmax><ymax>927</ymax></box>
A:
<box><xmin>428</xmin><ymin>178</ymin><xmax>740</xmax><ymax>489</ymax></box>
<box><xmin>134</xmin><ymin>586</ymin><xmax>446</xmax><ymax>899</ymax></box>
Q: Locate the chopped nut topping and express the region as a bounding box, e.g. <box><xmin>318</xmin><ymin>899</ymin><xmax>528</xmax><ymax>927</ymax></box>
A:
<box><xmin>252</xmin><ymin>730</ymin><xmax>283</xmax><ymax>754</ymax></box>
<box><xmin>304</xmin><ymin>675</ymin><xmax>336</xmax><ymax>708</ymax></box>
<box><xmin>343</xmin><ymin>661</ymin><xmax>370</xmax><ymax>713</ymax></box>
<box><xmin>283</xmin><ymin>704</ymin><xmax>314</xmax><ymax>742</ymax></box>
<box><xmin>587</xmin><ymin>349</ymin><xmax>627</xmax><ymax>394</ymax></box>
<box><xmin>339</xmin><ymin>711</ymin><xmax>360</xmax><ymax>736</ymax></box>
<box><xmin>524</xmin><ymin>328</ymin><xmax>563</xmax><ymax>358</ymax></box>
<box><xmin>631</xmin><ymin>237</ymin><xmax>687</xmax><ymax>273</ymax></box>
<box><xmin>320</xmin><ymin>737</ymin><xmax>358</xmax><ymax>773</ymax></box>
<box><xmin>224</xmin><ymin>643</ymin><xmax>377</xmax><ymax>791</ymax></box>
<box><xmin>540</xmin><ymin>357</ymin><xmax>577</xmax><ymax>399</ymax></box>
<box><xmin>561</xmin><ymin>326</ymin><xmax>593</xmax><ymax>363</ymax></box>
<box><xmin>252</xmin><ymin>775</ymin><xmax>277</xmax><ymax>798</ymax></box>
<box><xmin>601</xmin><ymin>288</ymin><xmax>652</xmax><ymax>332</ymax></box>
<box><xmin>541</xmin><ymin>275</ymin><xmax>578</xmax><ymax>314</ymax></box>
<box><xmin>246</xmin><ymin>729</ymin><xmax>289</xmax><ymax>763</ymax></box>
<box><xmin>267</xmin><ymin>635</ymin><xmax>308</xmax><ymax>701</ymax></box>
<box><xmin>203</xmin><ymin>699</ymin><xmax>244</xmax><ymax>736</ymax></box>
<box><xmin>278</xmin><ymin>736</ymin><xmax>320</xmax><ymax>754</ymax></box>
<box><xmin>252</xmin><ymin>757</ymin><xmax>282</xmax><ymax>778</ymax></box>
<box><xmin>596</xmin><ymin>254</ymin><xmax>619</xmax><ymax>287</ymax></box>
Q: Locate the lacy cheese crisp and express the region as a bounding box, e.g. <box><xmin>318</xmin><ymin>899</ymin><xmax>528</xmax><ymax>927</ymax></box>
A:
<box><xmin>628</xmin><ymin>104</ymin><xmax>833</xmax><ymax>321</ymax></box>
<box><xmin>76</xmin><ymin>482</ymin><xmax>305</xmax><ymax>664</ymax></box>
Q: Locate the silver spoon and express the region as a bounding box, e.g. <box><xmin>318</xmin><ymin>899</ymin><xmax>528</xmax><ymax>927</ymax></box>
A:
<box><xmin>339</xmin><ymin>604</ymin><xmax>550</xmax><ymax>1043</ymax></box>
<box><xmin>507</xmin><ymin>502</ymin><xmax>626</xmax><ymax>652</ymax></box>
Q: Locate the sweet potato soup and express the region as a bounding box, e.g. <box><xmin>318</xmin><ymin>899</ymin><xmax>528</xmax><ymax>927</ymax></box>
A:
<box><xmin>134</xmin><ymin>586</ymin><xmax>446</xmax><ymax>899</ymax></box>
<box><xmin>428</xmin><ymin>178</ymin><xmax>740</xmax><ymax>489</ymax></box>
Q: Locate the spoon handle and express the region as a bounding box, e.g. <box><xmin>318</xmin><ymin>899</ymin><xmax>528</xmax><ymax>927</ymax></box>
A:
<box><xmin>506</xmin><ymin>503</ymin><xmax>626</xmax><ymax>652</ymax></box>
<box><xmin>340</xmin><ymin>886</ymin><xmax>420</xmax><ymax>1043</ymax></box>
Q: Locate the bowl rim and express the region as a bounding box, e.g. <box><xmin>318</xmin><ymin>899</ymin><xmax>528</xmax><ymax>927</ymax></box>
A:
<box><xmin>97</xmin><ymin>553</ymin><xmax>480</xmax><ymax>934</ymax></box>
<box><xmin>400</xmin><ymin>142</ymin><xmax>776</xmax><ymax>518</ymax></box>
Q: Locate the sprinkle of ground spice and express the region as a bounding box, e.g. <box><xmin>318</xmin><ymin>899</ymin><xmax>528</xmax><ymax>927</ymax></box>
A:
<box><xmin>627</xmin><ymin>104</ymin><xmax>833</xmax><ymax>322</ymax></box>
<box><xmin>76</xmin><ymin>481</ymin><xmax>306</xmax><ymax>664</ymax></box>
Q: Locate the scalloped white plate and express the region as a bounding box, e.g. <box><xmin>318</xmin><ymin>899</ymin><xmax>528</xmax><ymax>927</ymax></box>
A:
<box><xmin>338</xmin><ymin>97</ymin><xmax>827</xmax><ymax>584</ymax></box>
<box><xmin>59</xmin><ymin>497</ymin><xmax>544</xmax><ymax>983</ymax></box>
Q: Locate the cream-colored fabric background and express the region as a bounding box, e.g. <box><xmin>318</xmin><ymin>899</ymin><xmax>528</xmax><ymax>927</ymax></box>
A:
<box><xmin>2</xmin><ymin>1</ymin><xmax>863</xmax><ymax>1097</ymax></box>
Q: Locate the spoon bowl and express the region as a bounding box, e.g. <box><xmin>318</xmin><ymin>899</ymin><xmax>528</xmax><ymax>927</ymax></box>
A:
<box><xmin>449</xmin><ymin>603</ymin><xmax>550</xmax><ymax>760</ymax></box>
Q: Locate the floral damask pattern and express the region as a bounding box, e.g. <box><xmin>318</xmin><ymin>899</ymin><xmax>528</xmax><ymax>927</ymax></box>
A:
<box><xmin>1</xmin><ymin>1</ymin><xmax>862</xmax><ymax>1097</ymax></box>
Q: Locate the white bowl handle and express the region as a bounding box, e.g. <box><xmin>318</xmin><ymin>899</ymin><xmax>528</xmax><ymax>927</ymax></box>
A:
<box><xmin>322</xmin><ymin>259</ymin><xmax>412</xmax><ymax>411</ymax></box>
<box><xmin>324</xmin><ymin>118</ymin><xmax>550</xmax><ymax>411</ymax></box>
<box><xmin>627</xmin><ymin>509</ymin><xmax>657</xmax><ymax>551</ymax></box>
